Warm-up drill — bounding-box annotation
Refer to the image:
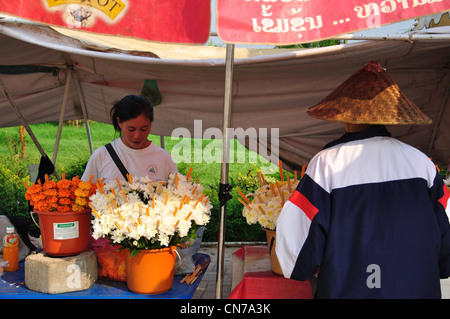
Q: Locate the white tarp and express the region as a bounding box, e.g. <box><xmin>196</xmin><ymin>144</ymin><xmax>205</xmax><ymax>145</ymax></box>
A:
<box><xmin>0</xmin><ymin>17</ymin><xmax>449</xmax><ymax>169</ymax></box>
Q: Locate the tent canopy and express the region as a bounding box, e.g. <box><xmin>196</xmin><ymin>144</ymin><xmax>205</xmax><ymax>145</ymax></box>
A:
<box><xmin>0</xmin><ymin>17</ymin><xmax>449</xmax><ymax>169</ymax></box>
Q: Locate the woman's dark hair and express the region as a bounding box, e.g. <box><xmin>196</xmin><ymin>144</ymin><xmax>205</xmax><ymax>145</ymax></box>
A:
<box><xmin>110</xmin><ymin>95</ymin><xmax>154</xmax><ymax>132</ymax></box>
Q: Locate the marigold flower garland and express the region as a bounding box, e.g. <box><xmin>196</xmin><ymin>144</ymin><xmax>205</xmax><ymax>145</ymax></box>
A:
<box><xmin>24</xmin><ymin>174</ymin><xmax>96</xmax><ymax>212</ymax></box>
<box><xmin>89</xmin><ymin>171</ymin><xmax>212</xmax><ymax>255</ymax></box>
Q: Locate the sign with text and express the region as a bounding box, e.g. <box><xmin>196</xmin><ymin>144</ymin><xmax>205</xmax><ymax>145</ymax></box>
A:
<box><xmin>0</xmin><ymin>0</ymin><xmax>211</xmax><ymax>44</ymax></box>
<box><xmin>217</xmin><ymin>0</ymin><xmax>450</xmax><ymax>44</ymax></box>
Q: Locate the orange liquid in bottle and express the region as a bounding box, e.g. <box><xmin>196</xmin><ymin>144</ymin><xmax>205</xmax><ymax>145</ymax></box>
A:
<box><xmin>3</xmin><ymin>228</ymin><xmax>19</xmax><ymax>272</ymax></box>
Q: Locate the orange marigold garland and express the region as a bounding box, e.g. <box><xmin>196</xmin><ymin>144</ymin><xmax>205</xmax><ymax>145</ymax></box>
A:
<box><xmin>24</xmin><ymin>174</ymin><xmax>96</xmax><ymax>213</ymax></box>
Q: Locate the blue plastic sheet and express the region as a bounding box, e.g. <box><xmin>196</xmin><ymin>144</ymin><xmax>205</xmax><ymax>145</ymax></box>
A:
<box><xmin>0</xmin><ymin>253</ymin><xmax>210</xmax><ymax>299</ymax></box>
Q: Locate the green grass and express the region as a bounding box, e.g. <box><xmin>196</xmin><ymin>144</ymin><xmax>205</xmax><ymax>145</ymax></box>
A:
<box><xmin>0</xmin><ymin>121</ymin><xmax>279</xmax><ymax>242</ymax></box>
<box><xmin>0</xmin><ymin>122</ymin><xmax>113</xmax><ymax>175</ymax></box>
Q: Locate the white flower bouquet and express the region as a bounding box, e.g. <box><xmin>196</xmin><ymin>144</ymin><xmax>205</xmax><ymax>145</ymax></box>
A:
<box><xmin>239</xmin><ymin>165</ymin><xmax>302</xmax><ymax>230</ymax></box>
<box><xmin>240</xmin><ymin>180</ymin><xmax>299</xmax><ymax>230</ymax></box>
<box><xmin>89</xmin><ymin>171</ymin><xmax>212</xmax><ymax>256</ymax></box>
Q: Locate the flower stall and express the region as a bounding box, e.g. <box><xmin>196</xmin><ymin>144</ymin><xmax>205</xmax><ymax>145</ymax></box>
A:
<box><xmin>0</xmin><ymin>170</ymin><xmax>213</xmax><ymax>298</ymax></box>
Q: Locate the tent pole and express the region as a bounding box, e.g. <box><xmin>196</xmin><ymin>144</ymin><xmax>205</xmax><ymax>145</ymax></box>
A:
<box><xmin>0</xmin><ymin>77</ymin><xmax>60</xmax><ymax>179</ymax></box>
<box><xmin>52</xmin><ymin>68</ymin><xmax>72</xmax><ymax>165</ymax></box>
<box><xmin>216</xmin><ymin>43</ymin><xmax>235</xmax><ymax>299</ymax></box>
<box><xmin>160</xmin><ymin>135</ymin><xmax>165</xmax><ymax>149</ymax></box>
<box><xmin>332</xmin><ymin>33</ymin><xmax>450</xmax><ymax>42</ymax></box>
<box><xmin>71</xmin><ymin>70</ymin><xmax>94</xmax><ymax>155</ymax></box>
<box><xmin>210</xmin><ymin>31</ymin><xmax>450</xmax><ymax>42</ymax></box>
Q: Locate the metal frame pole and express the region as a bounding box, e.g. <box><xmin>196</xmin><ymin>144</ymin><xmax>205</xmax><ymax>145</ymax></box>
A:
<box><xmin>52</xmin><ymin>67</ymin><xmax>72</xmax><ymax>165</ymax></box>
<box><xmin>62</xmin><ymin>53</ymin><xmax>93</xmax><ymax>155</ymax></box>
<box><xmin>71</xmin><ymin>70</ymin><xmax>94</xmax><ymax>155</ymax></box>
<box><xmin>216</xmin><ymin>43</ymin><xmax>235</xmax><ymax>299</ymax></box>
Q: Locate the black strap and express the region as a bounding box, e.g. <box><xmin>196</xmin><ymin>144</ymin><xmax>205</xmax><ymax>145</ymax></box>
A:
<box><xmin>105</xmin><ymin>143</ymin><xmax>129</xmax><ymax>180</ymax></box>
<box><xmin>35</xmin><ymin>155</ymin><xmax>55</xmax><ymax>184</ymax></box>
<box><xmin>219</xmin><ymin>183</ymin><xmax>232</xmax><ymax>206</ymax></box>
<box><xmin>269</xmin><ymin>237</ymin><xmax>275</xmax><ymax>255</ymax></box>
<box><xmin>7</xmin><ymin>215</ymin><xmax>37</xmax><ymax>252</ymax></box>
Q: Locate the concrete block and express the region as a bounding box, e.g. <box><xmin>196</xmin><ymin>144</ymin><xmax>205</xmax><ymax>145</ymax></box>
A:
<box><xmin>25</xmin><ymin>250</ymin><xmax>98</xmax><ymax>294</ymax></box>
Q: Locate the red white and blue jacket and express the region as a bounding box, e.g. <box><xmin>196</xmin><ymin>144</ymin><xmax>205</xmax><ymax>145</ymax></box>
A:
<box><xmin>276</xmin><ymin>125</ymin><xmax>450</xmax><ymax>298</ymax></box>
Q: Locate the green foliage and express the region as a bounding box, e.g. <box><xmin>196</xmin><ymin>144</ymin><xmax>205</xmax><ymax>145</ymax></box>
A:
<box><xmin>440</xmin><ymin>168</ymin><xmax>448</xmax><ymax>180</ymax></box>
<box><xmin>0</xmin><ymin>163</ymin><xmax>29</xmax><ymax>216</ymax></box>
<box><xmin>199</xmin><ymin>185</ymin><xmax>266</xmax><ymax>243</ymax></box>
<box><xmin>234</xmin><ymin>163</ymin><xmax>277</xmax><ymax>194</ymax></box>
<box><xmin>177</xmin><ymin>162</ymin><xmax>269</xmax><ymax>242</ymax></box>
<box><xmin>61</xmin><ymin>159</ymin><xmax>88</xmax><ymax>180</ymax></box>
<box><xmin>0</xmin><ymin>128</ymin><xmax>34</xmax><ymax>230</ymax></box>
<box><xmin>235</xmin><ymin>170</ymin><xmax>260</xmax><ymax>194</ymax></box>
<box><xmin>0</xmin><ymin>161</ymin><xmax>39</xmax><ymax>236</ymax></box>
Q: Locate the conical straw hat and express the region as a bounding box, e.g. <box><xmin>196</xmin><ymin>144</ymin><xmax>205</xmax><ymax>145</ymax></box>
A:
<box><xmin>306</xmin><ymin>61</ymin><xmax>432</xmax><ymax>125</ymax></box>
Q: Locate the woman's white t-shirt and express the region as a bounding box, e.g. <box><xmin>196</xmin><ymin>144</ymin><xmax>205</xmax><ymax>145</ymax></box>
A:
<box><xmin>81</xmin><ymin>138</ymin><xmax>178</xmax><ymax>183</ymax></box>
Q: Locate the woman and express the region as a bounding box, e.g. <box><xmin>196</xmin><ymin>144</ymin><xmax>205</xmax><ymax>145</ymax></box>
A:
<box><xmin>82</xmin><ymin>95</ymin><xmax>178</xmax><ymax>183</ymax></box>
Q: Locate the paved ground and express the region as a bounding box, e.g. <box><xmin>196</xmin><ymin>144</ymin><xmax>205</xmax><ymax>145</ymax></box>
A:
<box><xmin>192</xmin><ymin>244</ymin><xmax>450</xmax><ymax>299</ymax></box>
<box><xmin>192</xmin><ymin>245</ymin><xmax>237</xmax><ymax>299</ymax></box>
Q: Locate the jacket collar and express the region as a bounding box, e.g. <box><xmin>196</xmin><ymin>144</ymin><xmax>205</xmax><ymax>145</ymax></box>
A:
<box><xmin>323</xmin><ymin>125</ymin><xmax>391</xmax><ymax>149</ymax></box>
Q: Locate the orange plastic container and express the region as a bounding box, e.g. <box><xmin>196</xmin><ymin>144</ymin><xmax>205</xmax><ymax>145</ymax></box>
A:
<box><xmin>33</xmin><ymin>209</ymin><xmax>91</xmax><ymax>257</ymax></box>
<box><xmin>125</xmin><ymin>246</ymin><xmax>177</xmax><ymax>294</ymax></box>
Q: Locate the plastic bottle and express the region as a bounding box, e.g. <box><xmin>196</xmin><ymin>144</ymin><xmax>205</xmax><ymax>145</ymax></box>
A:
<box><xmin>2</xmin><ymin>226</ymin><xmax>19</xmax><ymax>272</ymax></box>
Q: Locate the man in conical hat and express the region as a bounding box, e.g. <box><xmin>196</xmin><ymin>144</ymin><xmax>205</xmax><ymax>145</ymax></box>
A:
<box><xmin>276</xmin><ymin>61</ymin><xmax>450</xmax><ymax>299</ymax></box>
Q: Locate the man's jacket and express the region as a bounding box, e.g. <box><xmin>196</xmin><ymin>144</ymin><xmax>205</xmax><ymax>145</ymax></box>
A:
<box><xmin>276</xmin><ymin>125</ymin><xmax>450</xmax><ymax>298</ymax></box>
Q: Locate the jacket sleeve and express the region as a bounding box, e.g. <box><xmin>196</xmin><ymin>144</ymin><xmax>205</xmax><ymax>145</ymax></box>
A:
<box><xmin>432</xmin><ymin>172</ymin><xmax>450</xmax><ymax>278</ymax></box>
<box><xmin>276</xmin><ymin>174</ymin><xmax>330</xmax><ymax>281</ymax></box>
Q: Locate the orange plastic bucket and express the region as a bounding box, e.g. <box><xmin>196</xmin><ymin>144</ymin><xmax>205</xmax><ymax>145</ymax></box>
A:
<box><xmin>125</xmin><ymin>247</ymin><xmax>177</xmax><ymax>294</ymax></box>
<box><xmin>32</xmin><ymin>209</ymin><xmax>91</xmax><ymax>257</ymax></box>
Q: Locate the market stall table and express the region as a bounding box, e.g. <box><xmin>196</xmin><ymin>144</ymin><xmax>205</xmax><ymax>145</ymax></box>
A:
<box><xmin>0</xmin><ymin>253</ymin><xmax>210</xmax><ymax>299</ymax></box>
<box><xmin>229</xmin><ymin>246</ymin><xmax>313</xmax><ymax>299</ymax></box>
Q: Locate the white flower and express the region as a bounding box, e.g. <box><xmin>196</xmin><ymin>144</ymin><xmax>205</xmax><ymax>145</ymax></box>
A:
<box><xmin>89</xmin><ymin>172</ymin><xmax>211</xmax><ymax>249</ymax></box>
<box><xmin>240</xmin><ymin>180</ymin><xmax>299</xmax><ymax>230</ymax></box>
<box><xmin>159</xmin><ymin>234</ymin><xmax>170</xmax><ymax>247</ymax></box>
<box><xmin>444</xmin><ymin>177</ymin><xmax>450</xmax><ymax>186</ymax></box>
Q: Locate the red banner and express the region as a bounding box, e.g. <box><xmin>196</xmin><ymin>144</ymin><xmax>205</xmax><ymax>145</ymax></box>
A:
<box><xmin>0</xmin><ymin>0</ymin><xmax>211</xmax><ymax>44</ymax></box>
<box><xmin>217</xmin><ymin>0</ymin><xmax>450</xmax><ymax>45</ymax></box>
